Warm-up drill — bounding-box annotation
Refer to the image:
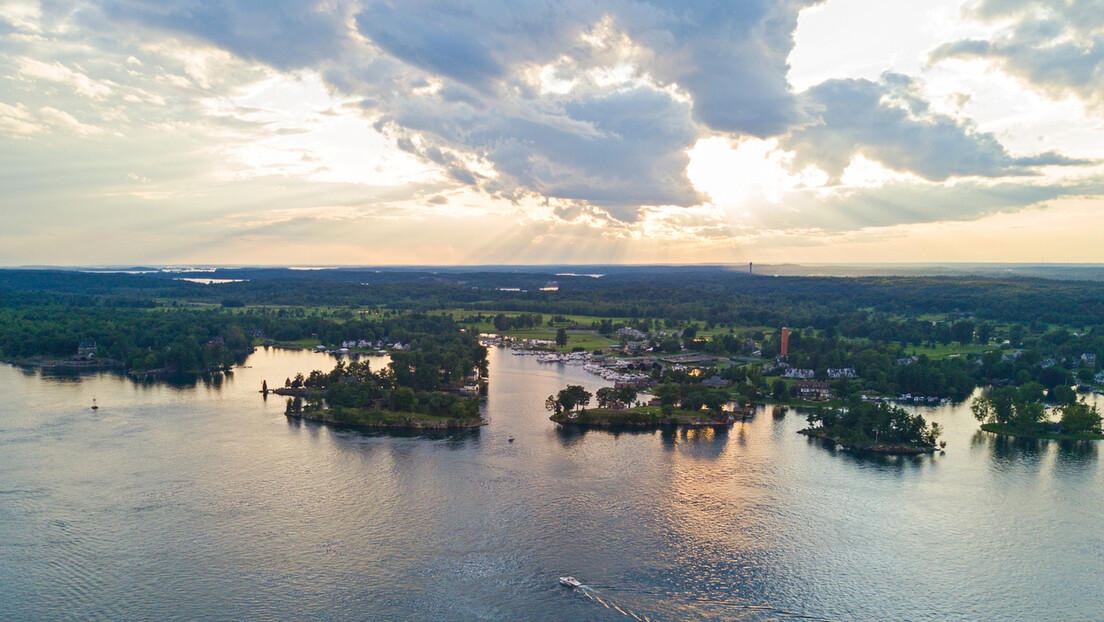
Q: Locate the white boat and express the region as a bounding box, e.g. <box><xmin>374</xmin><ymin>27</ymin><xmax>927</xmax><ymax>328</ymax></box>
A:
<box><xmin>559</xmin><ymin>576</ymin><xmax>582</xmax><ymax>588</ymax></box>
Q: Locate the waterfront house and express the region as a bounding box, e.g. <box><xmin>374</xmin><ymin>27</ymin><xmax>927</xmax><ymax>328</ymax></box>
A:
<box><xmin>794</xmin><ymin>380</ymin><xmax>833</xmax><ymax>401</ymax></box>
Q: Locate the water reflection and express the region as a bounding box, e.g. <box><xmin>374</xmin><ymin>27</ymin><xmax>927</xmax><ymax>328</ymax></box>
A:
<box><xmin>287</xmin><ymin>417</ymin><xmax>483</xmax><ymax>443</ymax></box>
<box><xmin>1054</xmin><ymin>440</ymin><xmax>1098</xmax><ymax>472</ymax></box>
<box><xmin>2</xmin><ymin>348</ymin><xmax>1104</xmax><ymax>621</ymax></box>
<box><xmin>985</xmin><ymin>434</ymin><xmax>1047</xmax><ymax>471</ymax></box>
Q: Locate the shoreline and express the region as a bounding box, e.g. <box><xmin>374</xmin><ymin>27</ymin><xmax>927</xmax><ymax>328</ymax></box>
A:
<box><xmin>8</xmin><ymin>357</ymin><xmax>125</xmax><ymax>371</ymax></box>
<box><xmin>798</xmin><ymin>428</ymin><xmax>938</xmax><ymax>455</ymax></box>
<box><xmin>287</xmin><ymin>409</ymin><xmax>487</xmax><ymax>430</ymax></box>
<box><xmin>550</xmin><ymin>406</ymin><xmax>742</xmax><ymax>430</ymax></box>
<box><xmin>980</xmin><ymin>423</ymin><xmax>1104</xmax><ymax>441</ymax></box>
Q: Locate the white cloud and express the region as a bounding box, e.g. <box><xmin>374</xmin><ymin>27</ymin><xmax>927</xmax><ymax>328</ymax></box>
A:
<box><xmin>18</xmin><ymin>58</ymin><xmax>114</xmax><ymax>99</ymax></box>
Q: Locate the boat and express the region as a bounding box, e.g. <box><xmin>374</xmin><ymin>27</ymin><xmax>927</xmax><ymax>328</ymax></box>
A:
<box><xmin>91</xmin><ymin>397</ymin><xmax>99</xmax><ymax>410</ymax></box>
<box><xmin>559</xmin><ymin>576</ymin><xmax>582</xmax><ymax>588</ymax></box>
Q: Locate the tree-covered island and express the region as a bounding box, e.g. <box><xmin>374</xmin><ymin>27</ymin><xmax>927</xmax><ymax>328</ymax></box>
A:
<box><xmin>972</xmin><ymin>386</ymin><xmax>1103</xmax><ymax>440</ymax></box>
<box><xmin>280</xmin><ymin>315</ymin><xmax>489</xmax><ymax>430</ymax></box>
<box><xmin>546</xmin><ymin>383</ymin><xmax>749</xmax><ymax>429</ymax></box>
<box><xmin>799</xmin><ymin>399</ymin><xmax>944</xmax><ymax>454</ymax></box>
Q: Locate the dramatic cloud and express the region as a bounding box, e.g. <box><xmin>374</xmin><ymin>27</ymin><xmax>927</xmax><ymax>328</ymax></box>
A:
<box><xmin>1</xmin><ymin>0</ymin><xmax>1103</xmax><ymax>265</ymax></box>
<box><xmin>782</xmin><ymin>73</ymin><xmax>1091</xmax><ymax>183</ymax></box>
<box><xmin>931</xmin><ymin>0</ymin><xmax>1104</xmax><ymax>112</ymax></box>
<box><xmin>82</xmin><ymin>0</ymin><xmax>831</xmax><ymax>213</ymax></box>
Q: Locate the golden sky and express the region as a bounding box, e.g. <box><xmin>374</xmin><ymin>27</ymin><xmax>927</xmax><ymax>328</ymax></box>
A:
<box><xmin>1</xmin><ymin>0</ymin><xmax>1102</xmax><ymax>265</ymax></box>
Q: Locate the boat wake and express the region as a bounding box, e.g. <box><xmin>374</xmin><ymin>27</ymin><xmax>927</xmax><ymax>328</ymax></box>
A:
<box><xmin>570</xmin><ymin>584</ymin><xmax>837</xmax><ymax>622</ymax></box>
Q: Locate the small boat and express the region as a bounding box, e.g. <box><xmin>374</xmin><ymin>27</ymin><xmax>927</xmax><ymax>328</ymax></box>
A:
<box><xmin>91</xmin><ymin>397</ymin><xmax>99</xmax><ymax>410</ymax></box>
<box><xmin>559</xmin><ymin>576</ymin><xmax>582</xmax><ymax>588</ymax></box>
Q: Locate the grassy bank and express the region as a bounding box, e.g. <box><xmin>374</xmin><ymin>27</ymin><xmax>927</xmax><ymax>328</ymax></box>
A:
<box><xmin>551</xmin><ymin>406</ymin><xmax>734</xmax><ymax>428</ymax></box>
<box><xmin>980</xmin><ymin>423</ymin><xmax>1104</xmax><ymax>441</ymax></box>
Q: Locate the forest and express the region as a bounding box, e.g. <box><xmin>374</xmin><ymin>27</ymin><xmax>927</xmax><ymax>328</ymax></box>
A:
<box><xmin>0</xmin><ymin>269</ymin><xmax>1101</xmax><ymax>407</ymax></box>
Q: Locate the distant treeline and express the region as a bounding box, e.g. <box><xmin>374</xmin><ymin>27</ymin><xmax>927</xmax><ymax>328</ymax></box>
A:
<box><xmin>3</xmin><ymin>268</ymin><xmax>1104</xmax><ymax>326</ymax></box>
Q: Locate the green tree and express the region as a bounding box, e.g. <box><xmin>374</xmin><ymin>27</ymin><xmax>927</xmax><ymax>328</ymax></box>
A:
<box><xmin>972</xmin><ymin>387</ymin><xmax>1018</xmax><ymax>426</ymax></box>
<box><xmin>1060</xmin><ymin>400</ymin><xmax>1101</xmax><ymax>434</ymax></box>
<box><xmin>772</xmin><ymin>379</ymin><xmax>788</xmax><ymax>400</ymax></box>
<box><xmin>951</xmin><ymin>320</ymin><xmax>975</xmax><ymax>346</ymax></box>
<box><xmin>1049</xmin><ymin>384</ymin><xmax>1077</xmax><ymax>405</ymax></box>
<box><xmin>555</xmin><ymin>327</ymin><xmax>568</xmax><ymax>347</ymax></box>
<box><xmin>617</xmin><ymin>386</ymin><xmax>638</xmax><ymax>406</ymax></box>
<box><xmin>556</xmin><ymin>385</ymin><xmax>592</xmax><ymax>412</ymax></box>
<box><xmin>595</xmin><ymin>386</ymin><xmax>618</xmax><ymax>408</ymax></box>
<box><xmin>653</xmin><ymin>383</ymin><xmax>682</xmax><ymax>406</ymax></box>
<box><xmin>389</xmin><ymin>386</ymin><xmax>416</xmax><ymax>412</ymax></box>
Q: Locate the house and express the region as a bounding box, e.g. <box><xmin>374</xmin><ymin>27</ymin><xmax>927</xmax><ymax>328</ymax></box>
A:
<box><xmin>249</xmin><ymin>329</ymin><xmax>265</xmax><ymax>339</ymax></box>
<box><xmin>72</xmin><ymin>341</ymin><xmax>97</xmax><ymax>361</ymax></box>
<box><xmin>701</xmin><ymin>375</ymin><xmax>731</xmax><ymax>389</ymax></box>
<box><xmin>615</xmin><ymin>327</ymin><xmax>646</xmax><ymax>340</ymax></box>
<box><xmin>827</xmin><ymin>368</ymin><xmax>857</xmax><ymax>379</ymax></box>
<box><xmin>795</xmin><ymin>380</ymin><xmax>833</xmax><ymax>401</ymax></box>
<box><xmin>1080</xmin><ymin>353</ymin><xmax>1097</xmax><ymax>367</ymax></box>
<box><xmin>782</xmin><ymin>368</ymin><xmax>815</xmax><ymax>380</ymax></box>
<box><xmin>896</xmin><ymin>355</ymin><xmax>919</xmax><ymax>366</ymax></box>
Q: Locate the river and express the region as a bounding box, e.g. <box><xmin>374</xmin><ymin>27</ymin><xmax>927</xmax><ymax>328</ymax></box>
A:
<box><xmin>1</xmin><ymin>346</ymin><xmax>1101</xmax><ymax>621</ymax></box>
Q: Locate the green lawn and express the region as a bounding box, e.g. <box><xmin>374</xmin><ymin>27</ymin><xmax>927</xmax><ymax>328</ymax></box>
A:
<box><xmin>981</xmin><ymin>423</ymin><xmax>1104</xmax><ymax>441</ymax></box>
<box><xmin>905</xmin><ymin>343</ymin><xmax>997</xmax><ymax>359</ymax></box>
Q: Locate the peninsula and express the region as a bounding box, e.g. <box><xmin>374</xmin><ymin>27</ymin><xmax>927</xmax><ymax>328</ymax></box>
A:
<box><xmin>274</xmin><ymin>313</ymin><xmax>489</xmax><ymax>431</ymax></box>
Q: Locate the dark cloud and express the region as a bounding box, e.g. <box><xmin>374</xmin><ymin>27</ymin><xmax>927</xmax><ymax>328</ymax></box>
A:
<box><xmin>96</xmin><ymin>0</ymin><xmax>355</xmax><ymax>70</ymax></box>
<box><xmin>930</xmin><ymin>0</ymin><xmax>1104</xmax><ymax>111</ymax></box>
<box><xmin>38</xmin><ymin>0</ymin><xmax>1093</xmax><ymax>231</ymax></box>
<box><xmin>83</xmin><ymin>0</ymin><xmax>825</xmax><ymax>214</ymax></box>
<box><xmin>782</xmin><ymin>73</ymin><xmax>1092</xmax><ymax>183</ymax></box>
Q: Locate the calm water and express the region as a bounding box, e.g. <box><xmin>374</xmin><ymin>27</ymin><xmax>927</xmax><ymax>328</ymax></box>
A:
<box><xmin>1</xmin><ymin>347</ymin><xmax>1102</xmax><ymax>621</ymax></box>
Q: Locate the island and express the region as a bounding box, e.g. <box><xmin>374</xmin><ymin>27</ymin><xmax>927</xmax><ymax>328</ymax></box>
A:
<box><xmin>799</xmin><ymin>399</ymin><xmax>944</xmax><ymax>454</ymax></box>
<box><xmin>546</xmin><ymin>384</ymin><xmax>750</xmax><ymax>430</ymax></box>
<box><xmin>973</xmin><ymin>387</ymin><xmax>1103</xmax><ymax>440</ymax></box>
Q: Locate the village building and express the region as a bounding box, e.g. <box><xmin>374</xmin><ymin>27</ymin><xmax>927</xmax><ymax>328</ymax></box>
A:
<box><xmin>615</xmin><ymin>327</ymin><xmax>646</xmax><ymax>340</ymax></box>
<box><xmin>782</xmin><ymin>368</ymin><xmax>815</xmax><ymax>380</ymax></box>
<box><xmin>72</xmin><ymin>341</ymin><xmax>97</xmax><ymax>361</ymax></box>
<box><xmin>701</xmin><ymin>375</ymin><xmax>731</xmax><ymax>389</ymax></box>
<box><xmin>795</xmin><ymin>380</ymin><xmax>833</xmax><ymax>401</ymax></box>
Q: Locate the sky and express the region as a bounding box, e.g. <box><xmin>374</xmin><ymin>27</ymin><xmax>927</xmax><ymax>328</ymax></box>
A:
<box><xmin>1</xmin><ymin>0</ymin><xmax>1103</xmax><ymax>266</ymax></box>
